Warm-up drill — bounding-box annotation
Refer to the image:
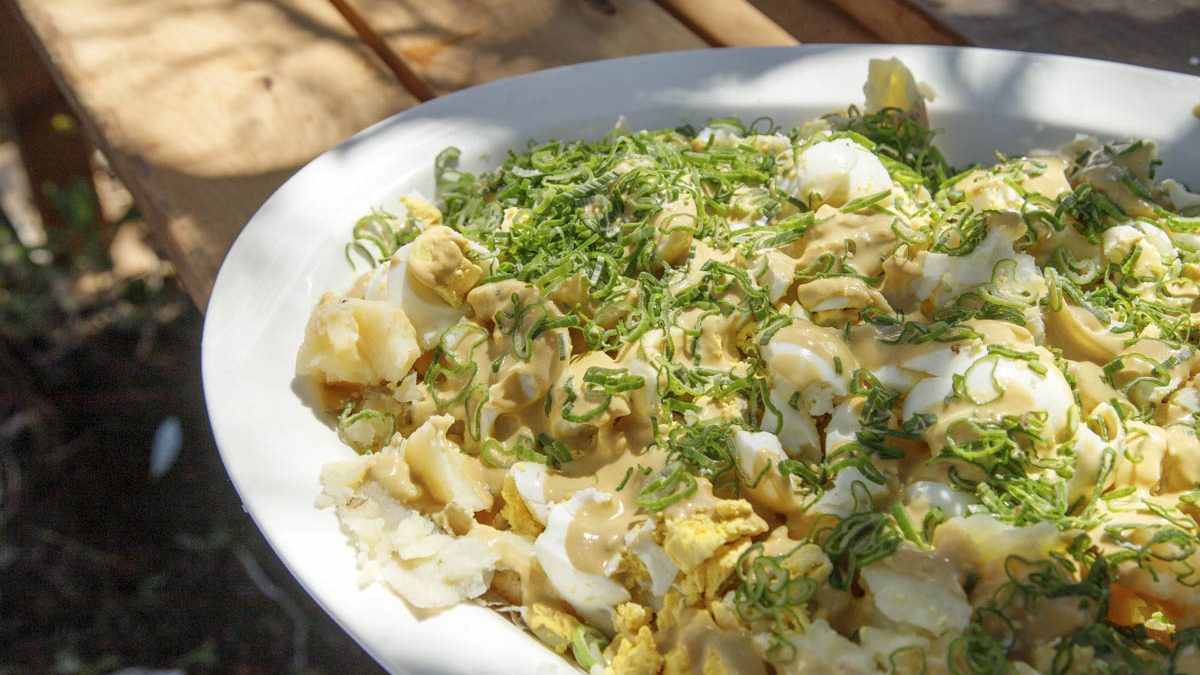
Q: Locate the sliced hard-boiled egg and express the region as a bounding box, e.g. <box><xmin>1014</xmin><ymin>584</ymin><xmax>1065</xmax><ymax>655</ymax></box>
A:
<box><xmin>902</xmin><ymin>343</ymin><xmax>1075</xmax><ymax>446</ymax></box>
<box><xmin>386</xmin><ymin>242</ymin><xmax>468</xmax><ymax>351</ymax></box>
<box><xmin>779</xmin><ymin>138</ymin><xmax>893</xmax><ymax>210</ymax></box>
<box><xmin>533</xmin><ymin>489</ymin><xmax>631</xmax><ymax>631</ymax></box>
<box><xmin>510</xmin><ymin>462</ymin><xmax>552</xmax><ymax>525</ymax></box>
<box><xmin>810</xmin><ymin>466</ymin><xmax>888</xmax><ymax>518</ymax></box>
<box><xmin>761</xmin><ymin>321</ymin><xmax>855</xmax><ymax>401</ymax></box>
<box><xmin>904</xmin><ymin>480</ymin><xmax>977</xmax><ymax>519</ymax></box>
<box><xmin>759</xmin><ymin>383</ymin><xmax>821</xmax><ymax>461</ymax></box>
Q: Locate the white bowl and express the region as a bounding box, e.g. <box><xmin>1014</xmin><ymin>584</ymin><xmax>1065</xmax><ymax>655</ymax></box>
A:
<box><xmin>202</xmin><ymin>45</ymin><xmax>1200</xmax><ymax>675</ymax></box>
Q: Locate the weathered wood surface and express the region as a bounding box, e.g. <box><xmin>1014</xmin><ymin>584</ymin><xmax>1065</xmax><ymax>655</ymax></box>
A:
<box><xmin>334</xmin><ymin>0</ymin><xmax>710</xmax><ymax>98</ymax></box>
<box><xmin>10</xmin><ymin>0</ymin><xmax>820</xmax><ymax>307</ymax></box>
<box><xmin>9</xmin><ymin>0</ymin><xmax>418</xmax><ymax>307</ymax></box>
<box><xmin>906</xmin><ymin>0</ymin><xmax>1200</xmax><ymax>73</ymax></box>
<box><xmin>748</xmin><ymin>0</ymin><xmax>880</xmax><ymax>43</ymax></box>
<box><xmin>655</xmin><ymin>0</ymin><xmax>799</xmax><ymax>46</ymax></box>
<box><xmin>816</xmin><ymin>0</ymin><xmax>964</xmax><ymax>44</ymax></box>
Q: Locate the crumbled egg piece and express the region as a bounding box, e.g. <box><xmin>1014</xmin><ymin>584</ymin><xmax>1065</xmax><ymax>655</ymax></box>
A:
<box><xmin>676</xmin><ymin>539</ymin><xmax>752</xmax><ymax>605</ymax></box>
<box><xmin>810</xmin><ymin>466</ymin><xmax>888</xmax><ymax>519</ymax></box>
<box><xmin>731</xmin><ymin>428</ymin><xmax>800</xmax><ymax>512</ymax></box>
<box><xmin>499</xmin><ymin>471</ymin><xmax>545</xmax><ymax>537</ymax></box>
<box><xmin>604</xmin><ymin>624</ymin><xmax>661</xmax><ymax>675</ymax></box>
<box><xmin>524</xmin><ymin>603</ymin><xmax>579</xmax><ymax>653</ymax></box>
<box><xmin>932</xmin><ymin>514</ymin><xmax>1065</xmax><ymax>570</ymax></box>
<box><xmin>1164</xmin><ymin>178</ymin><xmax>1200</xmax><ymax>214</ymax></box>
<box><xmin>823</xmin><ymin>398</ymin><xmax>864</xmax><ymax>457</ymax></box>
<box><xmin>759</xmin><ymin>384</ymin><xmax>821</xmax><ymax>461</ymax></box>
<box><xmin>913</xmin><ymin>213</ymin><xmax>1045</xmax><ymax>309</ymax></box>
<box><xmin>691</xmin><ymin>124</ymin><xmax>743</xmax><ymax>150</ymax></box>
<box><xmin>661</xmin><ymin>498</ymin><xmax>768</xmax><ymax>573</ymax></box>
<box><xmin>905</xmin><ymin>480</ymin><xmax>977</xmax><ymax>519</ymax></box>
<box><xmin>781</xmin><ymin>619</ymin><xmax>877</xmax><ymax>674</ymax></box>
<box><xmin>954</xmin><ymin>169</ymin><xmax>1024</xmax><ymax>212</ymax></box>
<box><xmin>398</xmin><ymin>194</ymin><xmax>443</xmax><ymax>228</ymax></box>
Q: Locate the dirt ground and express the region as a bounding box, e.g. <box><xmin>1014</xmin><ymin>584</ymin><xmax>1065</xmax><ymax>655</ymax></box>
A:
<box><xmin>0</xmin><ymin>171</ymin><xmax>387</xmax><ymax>674</ymax></box>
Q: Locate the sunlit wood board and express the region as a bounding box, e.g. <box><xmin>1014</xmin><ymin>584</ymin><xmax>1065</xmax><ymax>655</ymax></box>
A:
<box><xmin>335</xmin><ymin>0</ymin><xmax>711</xmax><ymax>97</ymax></box>
<box><xmin>10</xmin><ymin>0</ymin><xmax>418</xmax><ymax>308</ymax></box>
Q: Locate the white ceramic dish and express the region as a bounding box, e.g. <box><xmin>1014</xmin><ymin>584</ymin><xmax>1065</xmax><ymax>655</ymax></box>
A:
<box><xmin>201</xmin><ymin>45</ymin><xmax>1200</xmax><ymax>675</ymax></box>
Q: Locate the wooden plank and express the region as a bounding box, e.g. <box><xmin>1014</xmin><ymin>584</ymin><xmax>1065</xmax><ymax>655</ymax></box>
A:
<box><xmin>823</xmin><ymin>0</ymin><xmax>964</xmax><ymax>45</ymax></box>
<box><xmin>747</xmin><ymin>0</ymin><xmax>881</xmax><ymax>43</ymax></box>
<box><xmin>337</xmin><ymin>0</ymin><xmax>710</xmax><ymax>97</ymax></box>
<box><xmin>654</xmin><ymin>0</ymin><xmax>799</xmax><ymax>46</ymax></box>
<box><xmin>908</xmin><ymin>0</ymin><xmax>1199</xmax><ymax>74</ymax></box>
<box><xmin>9</xmin><ymin>0</ymin><xmax>420</xmax><ymax>308</ymax></box>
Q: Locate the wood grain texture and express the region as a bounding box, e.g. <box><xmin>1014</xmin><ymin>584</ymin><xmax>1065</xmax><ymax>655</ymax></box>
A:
<box><xmin>339</xmin><ymin>0</ymin><xmax>710</xmax><ymax>97</ymax></box>
<box><xmin>910</xmin><ymin>0</ymin><xmax>1200</xmax><ymax>74</ymax></box>
<box><xmin>824</xmin><ymin>0</ymin><xmax>964</xmax><ymax>44</ymax></box>
<box><xmin>747</xmin><ymin>0</ymin><xmax>880</xmax><ymax>42</ymax></box>
<box><xmin>9</xmin><ymin>0</ymin><xmax>418</xmax><ymax>308</ymax></box>
<box><xmin>655</xmin><ymin>0</ymin><xmax>798</xmax><ymax>46</ymax></box>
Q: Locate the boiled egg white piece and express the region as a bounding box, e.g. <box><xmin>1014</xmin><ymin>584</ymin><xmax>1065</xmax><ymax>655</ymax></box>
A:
<box><xmin>901</xmin><ymin>344</ymin><xmax>1075</xmax><ymax>444</ymax></box>
<box><xmin>779</xmin><ymin>138</ymin><xmax>892</xmax><ymax>210</ymax></box>
<box><xmin>624</xmin><ymin>519</ymin><xmax>678</xmax><ymax>600</ymax></box>
<box><xmin>811</xmin><ymin>465</ymin><xmax>888</xmax><ymax>518</ymax></box>
<box><xmin>760</xmin><ymin>322</ymin><xmax>853</xmax><ymax>403</ymax></box>
<box><xmin>733</xmin><ymin>428</ymin><xmax>789</xmax><ymax>479</ymax></box>
<box><xmin>533</xmin><ymin>488</ymin><xmax>630</xmax><ymax>631</ymax></box>
<box><xmin>509</xmin><ymin>461</ymin><xmax>552</xmax><ymax>524</ymax></box>
<box><xmin>386</xmin><ymin>242</ymin><xmax>468</xmax><ymax>351</ymax></box>
<box><xmin>904</xmin><ymin>481</ymin><xmax>977</xmax><ymax>519</ymax></box>
<box><xmin>913</xmin><ymin>217</ymin><xmax>1043</xmax><ymax>309</ymax></box>
<box><xmin>759</xmin><ymin>383</ymin><xmax>821</xmax><ymax>461</ymax></box>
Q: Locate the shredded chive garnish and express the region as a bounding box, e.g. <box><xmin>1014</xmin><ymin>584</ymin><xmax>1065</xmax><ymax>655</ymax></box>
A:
<box><xmin>732</xmin><ymin>542</ymin><xmax>819</xmax><ymax>663</ymax></box>
<box><xmin>635</xmin><ymin>462</ymin><xmax>698</xmax><ymax>511</ymax></box>
<box><xmin>570</xmin><ymin>624</ymin><xmax>609</xmax><ymax>670</ymax></box>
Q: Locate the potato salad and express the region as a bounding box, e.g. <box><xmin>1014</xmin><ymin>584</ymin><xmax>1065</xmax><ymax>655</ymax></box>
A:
<box><xmin>297</xmin><ymin>60</ymin><xmax>1200</xmax><ymax>674</ymax></box>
